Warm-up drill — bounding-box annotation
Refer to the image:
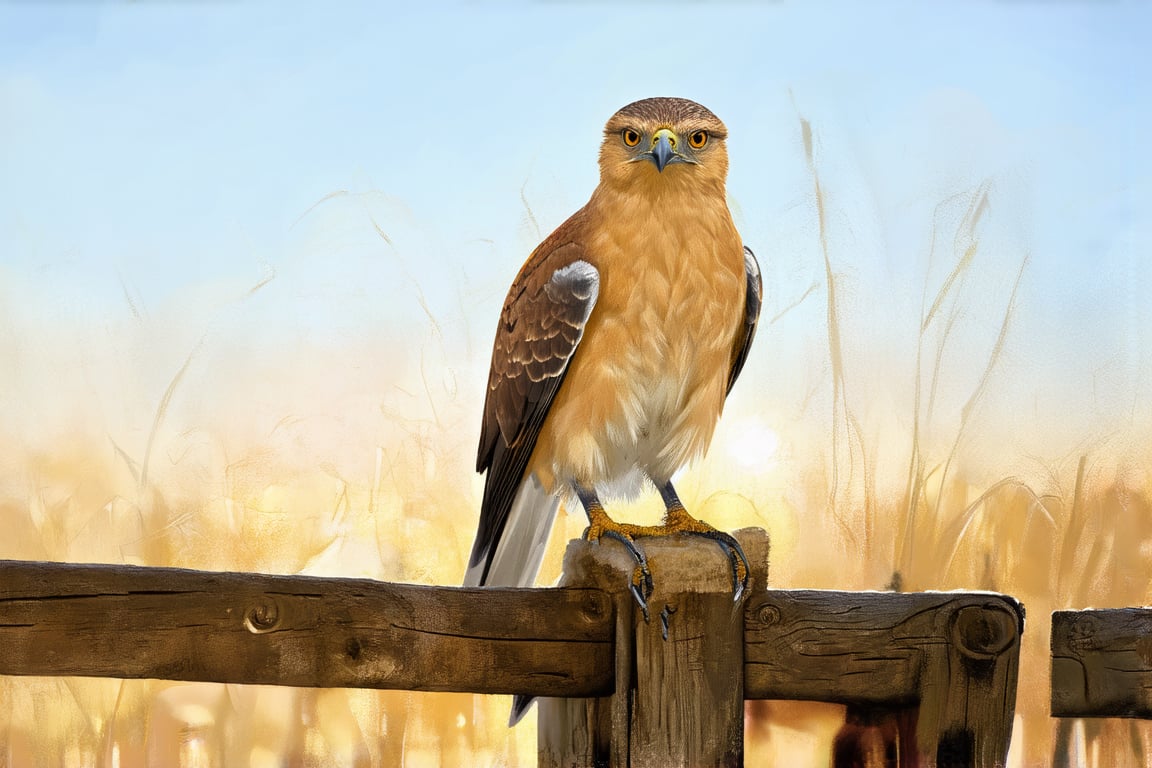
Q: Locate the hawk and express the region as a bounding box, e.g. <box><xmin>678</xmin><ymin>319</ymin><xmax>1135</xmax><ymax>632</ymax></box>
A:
<box><xmin>464</xmin><ymin>98</ymin><xmax>762</xmax><ymax>716</ymax></box>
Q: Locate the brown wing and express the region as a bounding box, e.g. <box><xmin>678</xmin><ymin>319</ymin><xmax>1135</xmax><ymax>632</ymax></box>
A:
<box><xmin>468</xmin><ymin>239</ymin><xmax>599</xmax><ymax>582</ymax></box>
<box><xmin>727</xmin><ymin>246</ymin><xmax>763</xmax><ymax>394</ymax></box>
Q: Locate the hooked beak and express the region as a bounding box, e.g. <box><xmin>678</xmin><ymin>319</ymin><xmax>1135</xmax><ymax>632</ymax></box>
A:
<box><xmin>641</xmin><ymin>128</ymin><xmax>687</xmax><ymax>173</ymax></box>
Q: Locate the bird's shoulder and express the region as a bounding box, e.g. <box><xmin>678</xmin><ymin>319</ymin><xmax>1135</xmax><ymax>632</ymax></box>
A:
<box><xmin>507</xmin><ymin>207</ymin><xmax>601</xmax><ymax>298</ymax></box>
<box><xmin>492</xmin><ymin>205</ymin><xmax>600</xmax><ymax>364</ymax></box>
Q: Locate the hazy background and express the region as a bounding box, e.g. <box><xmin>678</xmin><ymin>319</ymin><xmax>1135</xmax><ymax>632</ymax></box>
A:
<box><xmin>1</xmin><ymin>1</ymin><xmax>1149</xmax><ymax>766</ymax></box>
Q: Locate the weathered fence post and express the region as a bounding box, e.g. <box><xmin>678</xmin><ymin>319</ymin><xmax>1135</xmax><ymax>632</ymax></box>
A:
<box><xmin>914</xmin><ymin>597</ymin><xmax>1023</xmax><ymax>767</ymax></box>
<box><xmin>538</xmin><ymin>528</ymin><xmax>770</xmax><ymax>768</ymax></box>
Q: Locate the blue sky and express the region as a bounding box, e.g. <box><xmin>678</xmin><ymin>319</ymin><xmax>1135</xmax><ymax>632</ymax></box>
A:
<box><xmin>1</xmin><ymin>0</ymin><xmax>1149</xmax><ymax>466</ymax></box>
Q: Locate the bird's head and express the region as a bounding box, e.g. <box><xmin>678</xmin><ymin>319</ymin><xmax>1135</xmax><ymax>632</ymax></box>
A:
<box><xmin>598</xmin><ymin>97</ymin><xmax>729</xmax><ymax>196</ymax></box>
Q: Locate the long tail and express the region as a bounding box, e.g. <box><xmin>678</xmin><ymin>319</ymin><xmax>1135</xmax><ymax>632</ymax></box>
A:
<box><xmin>464</xmin><ymin>473</ymin><xmax>559</xmax><ymax>726</ymax></box>
<box><xmin>463</xmin><ymin>473</ymin><xmax>560</xmax><ymax>588</ymax></box>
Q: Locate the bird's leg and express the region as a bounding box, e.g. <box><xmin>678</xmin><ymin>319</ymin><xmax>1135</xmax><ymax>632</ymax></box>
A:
<box><xmin>654</xmin><ymin>481</ymin><xmax>750</xmax><ymax>602</ymax></box>
<box><xmin>576</xmin><ymin>484</ymin><xmax>654</xmax><ymax>618</ymax></box>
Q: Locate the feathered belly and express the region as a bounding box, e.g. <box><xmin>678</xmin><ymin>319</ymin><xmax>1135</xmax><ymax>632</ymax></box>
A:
<box><xmin>590</xmin><ymin>344</ymin><xmax>723</xmax><ymax>496</ymax></box>
<box><xmin>529</xmin><ymin>270</ymin><xmax>743</xmax><ymax>498</ymax></box>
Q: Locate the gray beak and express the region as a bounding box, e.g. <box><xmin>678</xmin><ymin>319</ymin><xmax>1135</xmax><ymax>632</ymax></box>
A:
<box><xmin>651</xmin><ymin>133</ymin><xmax>674</xmax><ymax>173</ymax></box>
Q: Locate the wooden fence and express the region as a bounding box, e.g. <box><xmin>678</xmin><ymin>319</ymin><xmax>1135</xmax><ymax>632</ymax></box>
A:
<box><xmin>1051</xmin><ymin>608</ymin><xmax>1152</xmax><ymax>719</ymax></box>
<box><xmin>0</xmin><ymin>528</ymin><xmax>1025</xmax><ymax>767</ymax></box>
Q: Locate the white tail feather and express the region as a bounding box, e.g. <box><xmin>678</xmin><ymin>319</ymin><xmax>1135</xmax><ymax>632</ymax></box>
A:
<box><xmin>463</xmin><ymin>473</ymin><xmax>560</xmax><ymax>587</ymax></box>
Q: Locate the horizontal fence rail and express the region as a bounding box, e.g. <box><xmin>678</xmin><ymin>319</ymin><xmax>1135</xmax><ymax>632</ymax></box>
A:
<box><xmin>745</xmin><ymin>589</ymin><xmax>1023</xmax><ymax>703</ymax></box>
<box><xmin>0</xmin><ymin>560</ymin><xmax>615</xmax><ymax>697</ymax></box>
<box><xmin>0</xmin><ymin>558</ymin><xmax>1020</xmax><ymax>707</ymax></box>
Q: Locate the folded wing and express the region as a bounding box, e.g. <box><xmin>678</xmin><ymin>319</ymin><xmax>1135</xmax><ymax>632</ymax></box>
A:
<box><xmin>467</xmin><ymin>244</ymin><xmax>600</xmax><ymax>586</ymax></box>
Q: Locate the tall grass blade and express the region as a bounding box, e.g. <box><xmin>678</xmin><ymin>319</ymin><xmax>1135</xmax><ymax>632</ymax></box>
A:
<box><xmin>139</xmin><ymin>339</ymin><xmax>203</xmax><ymax>495</ymax></box>
<box><xmin>939</xmin><ymin>477</ymin><xmax>1051</xmax><ymax>580</ymax></box>
<box><xmin>921</xmin><ymin>183</ymin><xmax>989</xmax><ymax>333</ymax></box>
<box><xmin>933</xmin><ymin>253</ymin><xmax>1029</xmax><ymax>525</ymax></box>
<box><xmin>797</xmin><ymin>111</ymin><xmax>858</xmax><ymax>548</ymax></box>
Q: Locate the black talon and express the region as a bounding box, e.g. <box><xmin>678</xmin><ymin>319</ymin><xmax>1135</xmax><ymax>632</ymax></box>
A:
<box><xmin>732</xmin><ymin>565</ymin><xmax>747</xmax><ymax>604</ymax></box>
<box><xmin>575</xmin><ymin>487</ymin><xmax>658</xmax><ymax>620</ymax></box>
<box><xmin>656</xmin><ymin>482</ymin><xmax>749</xmax><ymax>601</ymax></box>
<box><xmin>602</xmin><ymin>529</ymin><xmax>644</xmax><ymax>567</ymax></box>
<box><xmin>694</xmin><ymin>529</ymin><xmax>750</xmax><ymax>602</ymax></box>
<box><xmin>630</xmin><ymin>582</ymin><xmax>651</xmax><ymax>622</ymax></box>
<box><xmin>602</xmin><ymin>529</ymin><xmax>653</xmax><ymax>619</ymax></box>
<box><xmin>659</xmin><ymin>604</ymin><xmax>677</xmax><ymax>641</ymax></box>
<box><xmin>725</xmin><ymin>536</ymin><xmax>751</xmax><ymax>602</ymax></box>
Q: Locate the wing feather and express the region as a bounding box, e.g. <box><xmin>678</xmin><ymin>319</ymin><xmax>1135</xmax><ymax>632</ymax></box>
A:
<box><xmin>469</xmin><ymin>241</ymin><xmax>599</xmax><ymax>583</ymax></box>
<box><xmin>727</xmin><ymin>246</ymin><xmax>763</xmax><ymax>394</ymax></box>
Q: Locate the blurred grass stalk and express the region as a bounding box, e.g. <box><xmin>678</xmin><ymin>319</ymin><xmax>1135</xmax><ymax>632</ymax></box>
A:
<box><xmin>797</xmin><ymin>112</ymin><xmax>1152</xmax><ymax>767</ymax></box>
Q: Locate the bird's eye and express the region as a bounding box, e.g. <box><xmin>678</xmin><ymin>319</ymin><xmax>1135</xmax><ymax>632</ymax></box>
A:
<box><xmin>688</xmin><ymin>130</ymin><xmax>708</xmax><ymax>149</ymax></box>
<box><xmin>622</xmin><ymin>129</ymin><xmax>641</xmax><ymax>147</ymax></box>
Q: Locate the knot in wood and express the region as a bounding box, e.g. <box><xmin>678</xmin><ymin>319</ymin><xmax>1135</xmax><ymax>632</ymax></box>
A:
<box><xmin>243</xmin><ymin>598</ymin><xmax>282</xmax><ymax>634</ymax></box>
<box><xmin>1138</xmin><ymin>634</ymin><xmax>1152</xmax><ymax>667</ymax></box>
<box><xmin>1069</xmin><ymin>615</ymin><xmax>1100</xmax><ymax>653</ymax></box>
<box><xmin>345</xmin><ymin>637</ymin><xmax>362</xmax><ymax>661</ymax></box>
<box><xmin>951</xmin><ymin>603</ymin><xmax>1016</xmax><ymax>660</ymax></box>
<box><xmin>756</xmin><ymin>603</ymin><xmax>781</xmax><ymax>626</ymax></box>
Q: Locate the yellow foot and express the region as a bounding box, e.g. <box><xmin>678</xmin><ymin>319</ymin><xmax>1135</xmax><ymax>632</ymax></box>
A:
<box><xmin>582</xmin><ymin>505</ymin><xmax>655</xmax><ymax>619</ymax></box>
<box><xmin>582</xmin><ymin>504</ymin><xmax>750</xmax><ymax>611</ymax></box>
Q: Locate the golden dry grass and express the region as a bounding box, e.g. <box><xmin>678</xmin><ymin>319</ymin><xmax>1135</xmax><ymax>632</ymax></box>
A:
<box><xmin>5</xmin><ymin>390</ymin><xmax>1150</xmax><ymax>767</ymax></box>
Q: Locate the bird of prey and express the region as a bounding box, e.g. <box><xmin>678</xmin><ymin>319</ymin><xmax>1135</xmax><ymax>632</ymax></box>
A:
<box><xmin>464</xmin><ymin>95</ymin><xmax>762</xmax><ymax>661</ymax></box>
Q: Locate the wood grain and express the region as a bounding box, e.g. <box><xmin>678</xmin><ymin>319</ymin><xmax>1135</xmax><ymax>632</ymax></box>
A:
<box><xmin>746</xmin><ymin>589</ymin><xmax>1023</xmax><ymax>768</ymax></box>
<box><xmin>0</xmin><ymin>559</ymin><xmax>614</xmax><ymax>697</ymax></box>
<box><xmin>745</xmin><ymin>590</ymin><xmax>1021</xmax><ymax>702</ymax></box>
<box><xmin>1052</xmin><ymin>608</ymin><xmax>1152</xmax><ymax>718</ymax></box>
<box><xmin>539</xmin><ymin>528</ymin><xmax>771</xmax><ymax>768</ymax></box>
<box><xmin>0</xmin><ymin>544</ymin><xmax>1028</xmax><ymax>767</ymax></box>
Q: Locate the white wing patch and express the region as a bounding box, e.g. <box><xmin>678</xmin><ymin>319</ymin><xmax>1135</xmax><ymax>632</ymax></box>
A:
<box><xmin>548</xmin><ymin>260</ymin><xmax>600</xmax><ymax>326</ymax></box>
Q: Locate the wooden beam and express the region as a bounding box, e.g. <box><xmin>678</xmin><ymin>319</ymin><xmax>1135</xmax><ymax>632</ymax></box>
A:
<box><xmin>0</xmin><ymin>551</ymin><xmax>1028</xmax><ymax>767</ymax></box>
<box><xmin>744</xmin><ymin>590</ymin><xmax>1021</xmax><ymax>703</ymax></box>
<box><xmin>746</xmin><ymin>589</ymin><xmax>1023</xmax><ymax>768</ymax></box>
<box><xmin>0</xmin><ymin>560</ymin><xmax>614</xmax><ymax>697</ymax></box>
<box><xmin>1052</xmin><ymin>608</ymin><xmax>1152</xmax><ymax>718</ymax></box>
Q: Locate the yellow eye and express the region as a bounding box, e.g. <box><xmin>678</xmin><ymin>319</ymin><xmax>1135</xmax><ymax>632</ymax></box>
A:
<box><xmin>688</xmin><ymin>130</ymin><xmax>708</xmax><ymax>149</ymax></box>
<box><xmin>622</xmin><ymin>129</ymin><xmax>641</xmax><ymax>147</ymax></box>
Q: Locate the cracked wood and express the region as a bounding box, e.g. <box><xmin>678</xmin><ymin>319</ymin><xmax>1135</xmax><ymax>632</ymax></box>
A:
<box><xmin>0</xmin><ymin>560</ymin><xmax>614</xmax><ymax>696</ymax></box>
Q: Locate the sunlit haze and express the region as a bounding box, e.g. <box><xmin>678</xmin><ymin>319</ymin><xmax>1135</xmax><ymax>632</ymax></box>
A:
<box><xmin>1</xmin><ymin>2</ymin><xmax>1149</xmax><ymax>765</ymax></box>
